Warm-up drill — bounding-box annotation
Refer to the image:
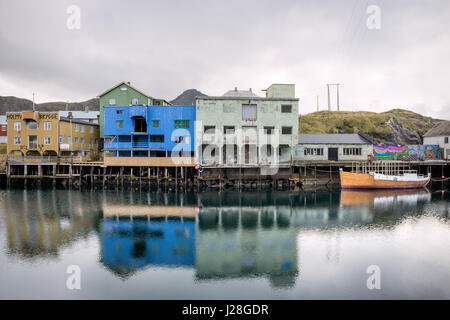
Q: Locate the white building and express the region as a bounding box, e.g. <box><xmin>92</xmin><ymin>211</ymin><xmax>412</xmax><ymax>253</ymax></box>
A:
<box><xmin>423</xmin><ymin>121</ymin><xmax>450</xmax><ymax>160</ymax></box>
<box><xmin>58</xmin><ymin>110</ymin><xmax>100</xmax><ymax>124</ymax></box>
<box><xmin>195</xmin><ymin>84</ymin><xmax>299</xmax><ymax>166</ymax></box>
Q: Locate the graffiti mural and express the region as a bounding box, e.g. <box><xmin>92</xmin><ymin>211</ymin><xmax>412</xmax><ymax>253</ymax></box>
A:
<box><xmin>373</xmin><ymin>145</ymin><xmax>441</xmax><ymax>160</ymax></box>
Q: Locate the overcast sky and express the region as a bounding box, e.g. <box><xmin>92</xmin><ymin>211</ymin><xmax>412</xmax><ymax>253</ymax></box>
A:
<box><xmin>0</xmin><ymin>0</ymin><xmax>449</xmax><ymax>119</ymax></box>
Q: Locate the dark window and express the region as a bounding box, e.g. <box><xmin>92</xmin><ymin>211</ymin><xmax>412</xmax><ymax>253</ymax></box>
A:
<box><xmin>281</xmin><ymin>126</ymin><xmax>292</xmax><ymax>135</ymax></box>
<box><xmin>174</xmin><ymin>120</ymin><xmax>189</xmax><ymax>129</ymax></box>
<box><xmin>343</xmin><ymin>147</ymin><xmax>362</xmax><ymax>156</ymax></box>
<box><xmin>150</xmin><ymin>135</ymin><xmax>164</xmax><ymax>143</ymax></box>
<box><xmin>204</xmin><ymin>125</ymin><xmax>215</xmax><ymax>133</ymax></box>
<box><xmin>116</xmin><ymin>110</ymin><xmax>123</xmax><ymax>114</ymax></box>
<box><xmin>304</xmin><ymin>148</ymin><xmax>324</xmax><ymax>156</ymax></box>
<box><xmin>224</xmin><ymin>126</ymin><xmax>235</xmax><ymax>134</ymax></box>
<box><xmin>281</xmin><ymin>105</ymin><xmax>292</xmax><ymax>113</ymax></box>
<box><xmin>264</xmin><ymin>126</ymin><xmax>274</xmax><ymax>134</ymax></box>
<box><xmin>445</xmin><ymin>137</ymin><xmax>449</xmax><ymax>144</ymax></box>
<box><xmin>116</xmin><ymin>120</ymin><xmax>123</xmax><ymax>128</ymax></box>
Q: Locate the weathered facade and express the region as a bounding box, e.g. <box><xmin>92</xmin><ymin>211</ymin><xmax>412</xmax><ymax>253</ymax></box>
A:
<box><xmin>423</xmin><ymin>121</ymin><xmax>450</xmax><ymax>160</ymax></box>
<box><xmin>293</xmin><ymin>134</ymin><xmax>373</xmax><ymax>162</ymax></box>
<box><xmin>6</xmin><ymin>111</ymin><xmax>99</xmax><ymax>160</ymax></box>
<box><xmin>98</xmin><ymin>81</ymin><xmax>170</xmax><ymax>138</ymax></box>
<box><xmin>195</xmin><ymin>84</ymin><xmax>299</xmax><ymax>167</ymax></box>
<box><xmin>103</xmin><ymin>105</ymin><xmax>195</xmax><ymax>166</ymax></box>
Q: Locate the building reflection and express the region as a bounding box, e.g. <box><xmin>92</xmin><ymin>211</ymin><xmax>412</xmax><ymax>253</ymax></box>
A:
<box><xmin>100</xmin><ymin>203</ymin><xmax>196</xmax><ymax>278</ymax></box>
<box><xmin>1</xmin><ymin>188</ymin><xmax>439</xmax><ymax>286</ymax></box>
<box><xmin>1</xmin><ymin>190</ymin><xmax>101</xmax><ymax>258</ymax></box>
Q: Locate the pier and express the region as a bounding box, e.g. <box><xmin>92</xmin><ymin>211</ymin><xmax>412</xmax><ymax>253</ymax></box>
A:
<box><xmin>0</xmin><ymin>156</ymin><xmax>449</xmax><ymax>190</ymax></box>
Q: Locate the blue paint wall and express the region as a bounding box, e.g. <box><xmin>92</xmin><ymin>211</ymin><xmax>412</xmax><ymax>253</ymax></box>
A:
<box><xmin>103</xmin><ymin>105</ymin><xmax>195</xmax><ymax>156</ymax></box>
<box><xmin>101</xmin><ymin>219</ymin><xmax>195</xmax><ymax>273</ymax></box>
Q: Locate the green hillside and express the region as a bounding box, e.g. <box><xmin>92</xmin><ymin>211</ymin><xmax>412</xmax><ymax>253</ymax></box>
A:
<box><xmin>299</xmin><ymin>109</ymin><xmax>443</xmax><ymax>145</ymax></box>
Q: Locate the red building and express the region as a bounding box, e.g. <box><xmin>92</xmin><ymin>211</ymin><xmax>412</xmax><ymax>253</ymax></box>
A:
<box><xmin>0</xmin><ymin>115</ymin><xmax>7</xmax><ymax>144</ymax></box>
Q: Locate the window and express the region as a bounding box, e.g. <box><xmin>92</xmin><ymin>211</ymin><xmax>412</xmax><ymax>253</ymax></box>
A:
<box><xmin>14</xmin><ymin>136</ymin><xmax>21</xmax><ymax>145</ymax></box>
<box><xmin>59</xmin><ymin>136</ymin><xmax>63</xmax><ymax>143</ymax></box>
<box><xmin>80</xmin><ymin>125</ymin><xmax>85</xmax><ymax>133</ymax></box>
<box><xmin>1</xmin><ymin>125</ymin><xmax>6</xmax><ymax>131</ymax></box>
<box><xmin>44</xmin><ymin>136</ymin><xmax>51</xmax><ymax>145</ymax></box>
<box><xmin>109</xmin><ymin>98</ymin><xmax>116</xmax><ymax>105</ymax></box>
<box><xmin>120</xmin><ymin>87</ymin><xmax>127</xmax><ymax>91</ymax></box>
<box><xmin>343</xmin><ymin>147</ymin><xmax>362</xmax><ymax>156</ymax></box>
<box><xmin>304</xmin><ymin>148</ymin><xmax>324</xmax><ymax>156</ymax></box>
<box><xmin>132</xmin><ymin>98</ymin><xmax>139</xmax><ymax>105</ymax></box>
<box><xmin>282</xmin><ymin>126</ymin><xmax>292</xmax><ymax>135</ymax></box>
<box><xmin>116</xmin><ymin>110</ymin><xmax>124</xmax><ymax>114</ymax></box>
<box><xmin>75</xmin><ymin>137</ymin><xmax>79</xmax><ymax>143</ymax></box>
<box><xmin>204</xmin><ymin>125</ymin><xmax>215</xmax><ymax>133</ymax></box>
<box><xmin>67</xmin><ymin>136</ymin><xmax>71</xmax><ymax>143</ymax></box>
<box><xmin>95</xmin><ymin>139</ymin><xmax>98</xmax><ymax>144</ymax></box>
<box><xmin>90</xmin><ymin>138</ymin><xmax>93</xmax><ymax>145</ymax></box>
<box><xmin>116</xmin><ymin>120</ymin><xmax>123</xmax><ymax>128</ymax></box>
<box><xmin>281</xmin><ymin>104</ymin><xmax>292</xmax><ymax>113</ymax></box>
<box><xmin>80</xmin><ymin>138</ymin><xmax>84</xmax><ymax>144</ymax></box>
<box><xmin>264</xmin><ymin>126</ymin><xmax>274</xmax><ymax>135</ymax></box>
<box><xmin>90</xmin><ymin>126</ymin><xmax>94</xmax><ymax>134</ymax></box>
<box><xmin>242</xmin><ymin>104</ymin><xmax>257</xmax><ymax>121</ymax></box>
<box><xmin>75</xmin><ymin>124</ymin><xmax>79</xmax><ymax>132</ymax></box>
<box><xmin>445</xmin><ymin>137</ymin><xmax>449</xmax><ymax>144</ymax></box>
<box><xmin>174</xmin><ymin>120</ymin><xmax>189</xmax><ymax>128</ymax></box>
<box><xmin>26</xmin><ymin>121</ymin><xmax>38</xmax><ymax>130</ymax></box>
<box><xmin>44</xmin><ymin>121</ymin><xmax>51</xmax><ymax>130</ymax></box>
<box><xmin>14</xmin><ymin>122</ymin><xmax>21</xmax><ymax>131</ymax></box>
<box><xmin>224</xmin><ymin>126</ymin><xmax>235</xmax><ymax>134</ymax></box>
<box><xmin>152</xmin><ymin>120</ymin><xmax>160</xmax><ymax>128</ymax></box>
<box><xmin>150</xmin><ymin>135</ymin><xmax>164</xmax><ymax>143</ymax></box>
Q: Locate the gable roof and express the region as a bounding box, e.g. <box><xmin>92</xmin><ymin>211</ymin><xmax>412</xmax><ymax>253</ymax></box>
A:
<box><xmin>97</xmin><ymin>81</ymin><xmax>153</xmax><ymax>99</ymax></box>
<box><xmin>298</xmin><ymin>133</ymin><xmax>372</xmax><ymax>145</ymax></box>
<box><xmin>424</xmin><ymin>121</ymin><xmax>450</xmax><ymax>137</ymax></box>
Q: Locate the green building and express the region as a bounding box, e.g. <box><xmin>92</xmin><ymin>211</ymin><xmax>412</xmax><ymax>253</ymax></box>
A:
<box><xmin>97</xmin><ymin>81</ymin><xmax>170</xmax><ymax>138</ymax></box>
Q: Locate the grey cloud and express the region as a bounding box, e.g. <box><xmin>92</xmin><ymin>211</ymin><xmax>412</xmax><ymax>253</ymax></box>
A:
<box><xmin>0</xmin><ymin>0</ymin><xmax>449</xmax><ymax>119</ymax></box>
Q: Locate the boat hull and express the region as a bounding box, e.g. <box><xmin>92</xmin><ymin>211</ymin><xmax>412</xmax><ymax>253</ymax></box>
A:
<box><xmin>339</xmin><ymin>171</ymin><xmax>430</xmax><ymax>190</ymax></box>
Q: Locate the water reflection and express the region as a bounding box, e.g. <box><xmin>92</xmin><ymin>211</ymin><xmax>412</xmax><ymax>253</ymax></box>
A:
<box><xmin>1</xmin><ymin>188</ymin><xmax>449</xmax><ymax>296</ymax></box>
<box><xmin>1</xmin><ymin>190</ymin><xmax>101</xmax><ymax>258</ymax></box>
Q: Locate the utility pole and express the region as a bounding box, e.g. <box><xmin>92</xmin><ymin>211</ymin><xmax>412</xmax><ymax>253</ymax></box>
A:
<box><xmin>336</xmin><ymin>84</ymin><xmax>340</xmax><ymax>111</ymax></box>
<box><xmin>316</xmin><ymin>95</ymin><xmax>319</xmax><ymax>112</ymax></box>
<box><xmin>326</xmin><ymin>84</ymin><xmax>341</xmax><ymax>111</ymax></box>
<box><xmin>327</xmin><ymin>85</ymin><xmax>331</xmax><ymax>111</ymax></box>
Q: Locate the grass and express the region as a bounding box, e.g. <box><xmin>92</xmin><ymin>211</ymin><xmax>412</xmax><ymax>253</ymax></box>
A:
<box><xmin>298</xmin><ymin>108</ymin><xmax>442</xmax><ymax>144</ymax></box>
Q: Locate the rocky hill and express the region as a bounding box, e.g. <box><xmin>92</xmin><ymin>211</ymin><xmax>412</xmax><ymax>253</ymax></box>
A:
<box><xmin>170</xmin><ymin>89</ymin><xmax>207</xmax><ymax>105</ymax></box>
<box><xmin>0</xmin><ymin>96</ymin><xmax>99</xmax><ymax>114</ymax></box>
<box><xmin>299</xmin><ymin>109</ymin><xmax>444</xmax><ymax>145</ymax></box>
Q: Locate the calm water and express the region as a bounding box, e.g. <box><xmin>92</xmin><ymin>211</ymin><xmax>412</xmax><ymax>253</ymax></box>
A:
<box><xmin>0</xmin><ymin>188</ymin><xmax>449</xmax><ymax>299</ymax></box>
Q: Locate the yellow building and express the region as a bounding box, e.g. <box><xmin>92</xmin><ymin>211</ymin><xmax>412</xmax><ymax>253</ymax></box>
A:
<box><xmin>7</xmin><ymin>111</ymin><xmax>99</xmax><ymax>160</ymax></box>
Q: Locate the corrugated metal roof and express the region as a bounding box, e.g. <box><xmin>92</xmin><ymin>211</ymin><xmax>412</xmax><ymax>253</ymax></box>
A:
<box><xmin>424</xmin><ymin>121</ymin><xmax>450</xmax><ymax>137</ymax></box>
<box><xmin>298</xmin><ymin>134</ymin><xmax>371</xmax><ymax>144</ymax></box>
<box><xmin>58</xmin><ymin>111</ymin><xmax>99</xmax><ymax>119</ymax></box>
<box><xmin>222</xmin><ymin>90</ymin><xmax>261</xmax><ymax>98</ymax></box>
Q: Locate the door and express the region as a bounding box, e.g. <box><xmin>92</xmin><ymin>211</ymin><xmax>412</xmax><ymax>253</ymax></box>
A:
<box><xmin>328</xmin><ymin>147</ymin><xmax>338</xmax><ymax>161</ymax></box>
<box><xmin>28</xmin><ymin>135</ymin><xmax>38</xmax><ymax>150</ymax></box>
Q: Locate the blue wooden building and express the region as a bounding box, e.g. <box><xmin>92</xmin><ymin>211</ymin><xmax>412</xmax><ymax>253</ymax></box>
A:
<box><xmin>103</xmin><ymin>105</ymin><xmax>195</xmax><ymax>158</ymax></box>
